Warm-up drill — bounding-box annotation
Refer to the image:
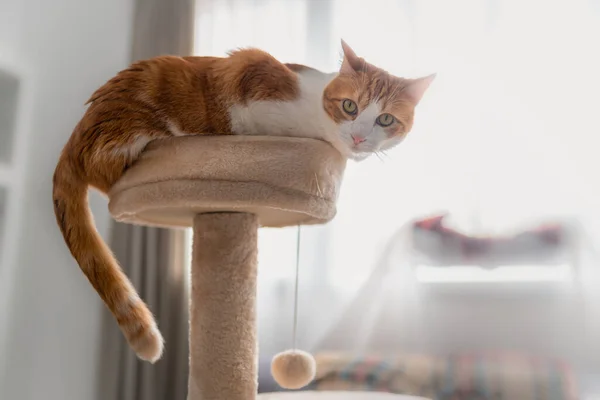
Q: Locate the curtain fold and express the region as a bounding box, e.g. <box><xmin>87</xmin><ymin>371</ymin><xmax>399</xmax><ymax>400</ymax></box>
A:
<box><xmin>98</xmin><ymin>0</ymin><xmax>194</xmax><ymax>399</ymax></box>
<box><xmin>131</xmin><ymin>0</ymin><xmax>195</xmax><ymax>60</ymax></box>
<box><xmin>100</xmin><ymin>226</ymin><xmax>191</xmax><ymax>400</ymax></box>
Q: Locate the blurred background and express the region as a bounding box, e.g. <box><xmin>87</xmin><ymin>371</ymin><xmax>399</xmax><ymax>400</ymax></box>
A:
<box><xmin>1</xmin><ymin>0</ymin><xmax>600</xmax><ymax>399</ymax></box>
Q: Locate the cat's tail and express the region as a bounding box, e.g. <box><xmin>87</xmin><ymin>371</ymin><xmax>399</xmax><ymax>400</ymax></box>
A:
<box><xmin>52</xmin><ymin>153</ymin><xmax>164</xmax><ymax>363</ymax></box>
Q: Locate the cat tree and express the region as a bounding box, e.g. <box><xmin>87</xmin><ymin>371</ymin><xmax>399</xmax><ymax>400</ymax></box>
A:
<box><xmin>107</xmin><ymin>135</ymin><xmax>426</xmax><ymax>400</ymax></box>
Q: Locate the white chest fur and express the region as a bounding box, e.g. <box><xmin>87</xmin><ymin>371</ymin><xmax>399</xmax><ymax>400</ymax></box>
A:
<box><xmin>228</xmin><ymin>70</ymin><xmax>338</xmax><ymax>141</ymax></box>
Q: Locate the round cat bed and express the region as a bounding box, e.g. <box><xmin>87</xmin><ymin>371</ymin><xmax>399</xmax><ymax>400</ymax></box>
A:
<box><xmin>109</xmin><ymin>135</ymin><xmax>345</xmax><ymax>228</ymax></box>
<box><xmin>257</xmin><ymin>392</ymin><xmax>429</xmax><ymax>400</ymax></box>
<box><xmin>108</xmin><ymin>135</ymin><xmax>347</xmax><ymax>400</ymax></box>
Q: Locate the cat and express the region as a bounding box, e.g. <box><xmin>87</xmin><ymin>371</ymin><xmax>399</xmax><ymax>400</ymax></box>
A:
<box><xmin>52</xmin><ymin>40</ymin><xmax>435</xmax><ymax>363</ymax></box>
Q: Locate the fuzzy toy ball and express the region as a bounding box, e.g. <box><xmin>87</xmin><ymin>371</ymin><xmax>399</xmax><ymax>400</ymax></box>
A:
<box><xmin>271</xmin><ymin>349</ymin><xmax>317</xmax><ymax>389</ymax></box>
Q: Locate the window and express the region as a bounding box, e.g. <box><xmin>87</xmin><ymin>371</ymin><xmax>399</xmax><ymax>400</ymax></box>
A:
<box><xmin>192</xmin><ymin>0</ymin><xmax>600</xmax><ymax>290</ymax></box>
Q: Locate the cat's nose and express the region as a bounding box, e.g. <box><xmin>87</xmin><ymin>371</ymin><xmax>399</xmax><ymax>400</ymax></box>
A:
<box><xmin>351</xmin><ymin>135</ymin><xmax>366</xmax><ymax>145</ymax></box>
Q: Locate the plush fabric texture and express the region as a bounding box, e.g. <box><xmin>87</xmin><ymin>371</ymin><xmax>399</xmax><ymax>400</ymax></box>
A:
<box><xmin>188</xmin><ymin>213</ymin><xmax>259</xmax><ymax>400</ymax></box>
<box><xmin>108</xmin><ymin>135</ymin><xmax>346</xmax><ymax>228</ymax></box>
<box><xmin>309</xmin><ymin>352</ymin><xmax>578</xmax><ymax>400</ymax></box>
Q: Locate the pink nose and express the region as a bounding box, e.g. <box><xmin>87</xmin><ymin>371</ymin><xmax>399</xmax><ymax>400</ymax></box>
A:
<box><xmin>352</xmin><ymin>135</ymin><xmax>366</xmax><ymax>145</ymax></box>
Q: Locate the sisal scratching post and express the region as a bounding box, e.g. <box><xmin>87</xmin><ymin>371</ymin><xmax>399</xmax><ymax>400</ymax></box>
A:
<box><xmin>189</xmin><ymin>213</ymin><xmax>259</xmax><ymax>399</ymax></box>
<box><xmin>108</xmin><ymin>135</ymin><xmax>347</xmax><ymax>400</ymax></box>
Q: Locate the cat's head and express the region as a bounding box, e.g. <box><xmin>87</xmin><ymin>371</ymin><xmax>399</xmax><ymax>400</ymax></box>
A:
<box><xmin>323</xmin><ymin>40</ymin><xmax>435</xmax><ymax>160</ymax></box>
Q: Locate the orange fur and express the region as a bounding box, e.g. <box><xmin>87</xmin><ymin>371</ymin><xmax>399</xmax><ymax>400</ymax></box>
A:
<box><xmin>52</xmin><ymin>42</ymin><xmax>434</xmax><ymax>363</ymax></box>
<box><xmin>53</xmin><ymin>49</ymin><xmax>301</xmax><ymax>362</ymax></box>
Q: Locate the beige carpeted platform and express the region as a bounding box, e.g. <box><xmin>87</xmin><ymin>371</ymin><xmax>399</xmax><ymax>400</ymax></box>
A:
<box><xmin>109</xmin><ymin>135</ymin><xmax>346</xmax><ymax>229</ymax></box>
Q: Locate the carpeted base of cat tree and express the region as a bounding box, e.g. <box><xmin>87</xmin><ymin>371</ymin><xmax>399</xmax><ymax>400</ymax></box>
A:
<box><xmin>108</xmin><ymin>135</ymin><xmax>346</xmax><ymax>400</ymax></box>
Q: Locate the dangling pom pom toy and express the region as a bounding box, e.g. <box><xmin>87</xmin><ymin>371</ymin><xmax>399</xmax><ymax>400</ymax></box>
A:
<box><xmin>271</xmin><ymin>349</ymin><xmax>316</xmax><ymax>389</ymax></box>
<box><xmin>271</xmin><ymin>226</ymin><xmax>316</xmax><ymax>389</ymax></box>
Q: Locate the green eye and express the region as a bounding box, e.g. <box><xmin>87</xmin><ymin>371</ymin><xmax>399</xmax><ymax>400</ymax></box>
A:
<box><xmin>376</xmin><ymin>113</ymin><xmax>395</xmax><ymax>127</ymax></box>
<box><xmin>342</xmin><ymin>99</ymin><xmax>358</xmax><ymax>115</ymax></box>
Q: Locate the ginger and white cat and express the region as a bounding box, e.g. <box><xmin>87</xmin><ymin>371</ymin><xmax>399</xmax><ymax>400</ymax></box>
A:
<box><xmin>52</xmin><ymin>40</ymin><xmax>434</xmax><ymax>363</ymax></box>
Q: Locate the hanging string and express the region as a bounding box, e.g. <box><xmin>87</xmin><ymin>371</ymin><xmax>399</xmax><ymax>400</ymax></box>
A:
<box><xmin>271</xmin><ymin>224</ymin><xmax>317</xmax><ymax>390</ymax></box>
<box><xmin>292</xmin><ymin>224</ymin><xmax>301</xmax><ymax>351</ymax></box>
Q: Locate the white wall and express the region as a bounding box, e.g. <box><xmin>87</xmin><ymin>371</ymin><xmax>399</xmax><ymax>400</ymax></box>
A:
<box><xmin>0</xmin><ymin>0</ymin><xmax>134</xmax><ymax>399</ymax></box>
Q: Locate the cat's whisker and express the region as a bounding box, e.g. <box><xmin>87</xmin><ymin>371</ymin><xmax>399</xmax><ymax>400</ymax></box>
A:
<box><xmin>378</xmin><ymin>148</ymin><xmax>391</xmax><ymax>161</ymax></box>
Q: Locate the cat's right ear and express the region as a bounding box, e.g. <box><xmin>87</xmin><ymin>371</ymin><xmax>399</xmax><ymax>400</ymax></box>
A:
<box><xmin>404</xmin><ymin>73</ymin><xmax>436</xmax><ymax>105</ymax></box>
<box><xmin>340</xmin><ymin>39</ymin><xmax>363</xmax><ymax>75</ymax></box>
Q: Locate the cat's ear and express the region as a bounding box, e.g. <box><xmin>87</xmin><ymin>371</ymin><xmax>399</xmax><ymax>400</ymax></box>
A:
<box><xmin>404</xmin><ymin>73</ymin><xmax>436</xmax><ymax>105</ymax></box>
<box><xmin>340</xmin><ymin>39</ymin><xmax>363</xmax><ymax>75</ymax></box>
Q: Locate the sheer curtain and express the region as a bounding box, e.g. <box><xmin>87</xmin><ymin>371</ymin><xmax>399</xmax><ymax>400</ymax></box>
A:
<box><xmin>194</xmin><ymin>0</ymin><xmax>600</xmax><ymax>361</ymax></box>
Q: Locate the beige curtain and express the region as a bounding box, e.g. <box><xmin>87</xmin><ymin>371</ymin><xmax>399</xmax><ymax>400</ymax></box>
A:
<box><xmin>98</xmin><ymin>0</ymin><xmax>195</xmax><ymax>399</ymax></box>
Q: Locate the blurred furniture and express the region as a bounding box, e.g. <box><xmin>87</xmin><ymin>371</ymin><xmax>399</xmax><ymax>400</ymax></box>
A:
<box><xmin>306</xmin><ymin>352</ymin><xmax>578</xmax><ymax>400</ymax></box>
<box><xmin>410</xmin><ymin>213</ymin><xmax>574</xmax><ymax>270</ymax></box>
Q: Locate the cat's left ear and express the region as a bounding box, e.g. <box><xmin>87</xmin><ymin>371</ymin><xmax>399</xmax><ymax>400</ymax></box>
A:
<box><xmin>404</xmin><ymin>73</ymin><xmax>436</xmax><ymax>105</ymax></box>
<box><xmin>340</xmin><ymin>39</ymin><xmax>364</xmax><ymax>75</ymax></box>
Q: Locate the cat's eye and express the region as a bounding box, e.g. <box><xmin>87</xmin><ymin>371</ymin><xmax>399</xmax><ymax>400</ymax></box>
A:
<box><xmin>342</xmin><ymin>99</ymin><xmax>358</xmax><ymax>115</ymax></box>
<box><xmin>376</xmin><ymin>113</ymin><xmax>395</xmax><ymax>127</ymax></box>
